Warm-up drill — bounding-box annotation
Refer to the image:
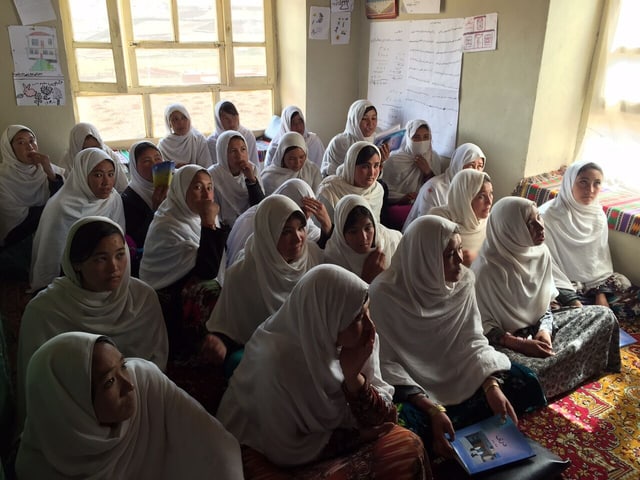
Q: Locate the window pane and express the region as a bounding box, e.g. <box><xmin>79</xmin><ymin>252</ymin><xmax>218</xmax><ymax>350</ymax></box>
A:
<box><xmin>231</xmin><ymin>0</ymin><xmax>265</xmax><ymax>43</ymax></box>
<box><xmin>150</xmin><ymin>92</ymin><xmax>215</xmax><ymax>137</ymax></box>
<box><xmin>178</xmin><ymin>0</ymin><xmax>218</xmax><ymax>42</ymax></box>
<box><xmin>136</xmin><ymin>49</ymin><xmax>220</xmax><ymax>86</ymax></box>
<box><xmin>221</xmin><ymin>90</ymin><xmax>272</xmax><ymax>131</ymax></box>
<box><xmin>131</xmin><ymin>0</ymin><xmax>173</xmax><ymax>41</ymax></box>
<box><xmin>75</xmin><ymin>49</ymin><xmax>116</xmax><ymax>82</ymax></box>
<box><xmin>233</xmin><ymin>47</ymin><xmax>266</xmax><ymax>77</ymax></box>
<box><xmin>76</xmin><ymin>95</ymin><xmax>146</xmax><ymax>141</ymax></box>
<box><xmin>69</xmin><ymin>0</ymin><xmax>110</xmax><ymax>42</ymax></box>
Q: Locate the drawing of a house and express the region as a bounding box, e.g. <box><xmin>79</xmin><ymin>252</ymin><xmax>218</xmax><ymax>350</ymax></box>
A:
<box><xmin>26</xmin><ymin>30</ymin><xmax>58</xmax><ymax>71</ymax></box>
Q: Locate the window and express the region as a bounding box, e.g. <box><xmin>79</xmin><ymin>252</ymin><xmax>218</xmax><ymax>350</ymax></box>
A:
<box><xmin>59</xmin><ymin>0</ymin><xmax>275</xmax><ymax>145</ymax></box>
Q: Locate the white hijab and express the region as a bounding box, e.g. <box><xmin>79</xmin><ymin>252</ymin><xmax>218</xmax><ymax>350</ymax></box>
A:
<box><xmin>206</xmin><ymin>194</ymin><xmax>323</xmax><ymax>344</ymax></box>
<box><xmin>158</xmin><ymin>103</ymin><xmax>212</xmax><ymax>168</ymax></box>
<box><xmin>140</xmin><ymin>165</ymin><xmax>209</xmax><ymax>290</ymax></box>
<box><xmin>225</xmin><ymin>178</ymin><xmax>322</xmax><ymax>267</ymax></box>
<box><xmin>217</xmin><ymin>264</ymin><xmax>393</xmax><ymax>467</ymax></box>
<box><xmin>538</xmin><ymin>161</ymin><xmax>613</xmax><ymax>290</ymax></box>
<box><xmin>208</xmin><ymin>130</ymin><xmax>261</xmax><ymax>227</ymax></box>
<box><xmin>127</xmin><ymin>141</ymin><xmax>160</xmax><ymax>209</ymax></box>
<box><xmin>324</xmin><ymin>194</ymin><xmax>401</xmax><ymax>280</ymax></box>
<box><xmin>207</xmin><ymin>100</ymin><xmax>259</xmax><ymax>165</ymax></box>
<box><xmin>30</xmin><ymin>148</ymin><xmax>125</xmax><ymax>292</ymax></box>
<box><xmin>18</xmin><ymin>216</ymin><xmax>168</xmax><ymax>425</ymax></box>
<box><xmin>261</xmin><ymin>131</ymin><xmax>321</xmax><ymax>195</ymax></box>
<box><xmin>17</xmin><ymin>332</ymin><xmax>242</xmax><ymax>480</ymax></box>
<box><xmin>0</xmin><ymin>125</ymin><xmax>64</xmax><ymax>244</ymax></box>
<box><xmin>430</xmin><ymin>169</ymin><xmax>490</xmax><ymax>255</ymax></box>
<box><xmin>321</xmin><ymin>99</ymin><xmax>375</xmax><ymax>176</ymax></box>
<box><xmin>318</xmin><ymin>141</ymin><xmax>385</xmax><ymax>221</ymax></box>
<box><xmin>472</xmin><ymin>197</ymin><xmax>558</xmax><ymax>334</ymax></box>
<box><xmin>369</xmin><ymin>215</ymin><xmax>510</xmax><ymax>405</ymax></box>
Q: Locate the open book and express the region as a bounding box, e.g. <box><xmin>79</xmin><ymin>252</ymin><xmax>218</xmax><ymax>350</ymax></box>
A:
<box><xmin>374</xmin><ymin>125</ymin><xmax>405</xmax><ymax>152</ymax></box>
<box><xmin>449</xmin><ymin>415</ymin><xmax>535</xmax><ymax>475</ymax></box>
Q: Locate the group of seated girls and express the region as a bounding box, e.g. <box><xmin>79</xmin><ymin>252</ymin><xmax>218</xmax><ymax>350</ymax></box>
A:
<box><xmin>2</xmin><ymin>96</ymin><xmax>638</xmax><ymax>478</ymax></box>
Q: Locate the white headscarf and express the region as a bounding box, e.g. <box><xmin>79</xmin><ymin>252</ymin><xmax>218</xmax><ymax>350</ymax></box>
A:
<box><xmin>369</xmin><ymin>215</ymin><xmax>510</xmax><ymax>405</ymax></box>
<box><xmin>18</xmin><ymin>216</ymin><xmax>168</xmax><ymax>426</ymax></box>
<box><xmin>538</xmin><ymin>161</ymin><xmax>613</xmax><ymax>290</ymax></box>
<box><xmin>140</xmin><ymin>165</ymin><xmax>210</xmax><ymax>290</ymax></box>
<box><xmin>261</xmin><ymin>131</ymin><xmax>321</xmax><ymax>195</ymax></box>
<box><xmin>217</xmin><ymin>264</ymin><xmax>393</xmax><ymax>467</ymax></box>
<box><xmin>127</xmin><ymin>141</ymin><xmax>160</xmax><ymax>210</ymax></box>
<box><xmin>30</xmin><ymin>148</ymin><xmax>125</xmax><ymax>291</ymax></box>
<box><xmin>206</xmin><ymin>194</ymin><xmax>323</xmax><ymax>344</ymax></box>
<box><xmin>404</xmin><ymin>142</ymin><xmax>486</xmax><ymax>231</ymax></box>
<box><xmin>0</xmin><ymin>125</ymin><xmax>64</xmax><ymax>244</ymax></box>
<box><xmin>207</xmin><ymin>100</ymin><xmax>259</xmax><ymax>165</ymax></box>
<box><xmin>208</xmin><ymin>130</ymin><xmax>262</xmax><ymax>227</ymax></box>
<box><xmin>17</xmin><ymin>332</ymin><xmax>242</xmax><ymax>480</ymax></box>
<box><xmin>225</xmin><ymin>178</ymin><xmax>322</xmax><ymax>267</ymax></box>
<box><xmin>430</xmin><ymin>169</ymin><xmax>491</xmax><ymax>255</ymax></box>
<box><xmin>317</xmin><ymin>141</ymin><xmax>385</xmax><ymax>221</ymax></box>
<box><xmin>472</xmin><ymin>197</ymin><xmax>558</xmax><ymax>334</ymax></box>
<box><xmin>158</xmin><ymin>103</ymin><xmax>212</xmax><ymax>168</ymax></box>
<box><xmin>384</xmin><ymin>119</ymin><xmax>444</xmax><ymax>202</ymax></box>
<box><xmin>324</xmin><ymin>194</ymin><xmax>401</xmax><ymax>280</ymax></box>
<box><xmin>61</xmin><ymin>122</ymin><xmax>128</xmax><ymax>192</ymax></box>
<box><xmin>321</xmin><ymin>99</ymin><xmax>375</xmax><ymax>176</ymax></box>
<box><xmin>264</xmin><ymin>105</ymin><xmax>325</xmax><ymax>169</ymax></box>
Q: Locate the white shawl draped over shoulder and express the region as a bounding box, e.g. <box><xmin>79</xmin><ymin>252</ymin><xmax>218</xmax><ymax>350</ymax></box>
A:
<box><xmin>217</xmin><ymin>265</ymin><xmax>393</xmax><ymax>467</ymax></box>
<box><xmin>261</xmin><ymin>131</ymin><xmax>321</xmax><ymax>195</ymax></box>
<box><xmin>140</xmin><ymin>165</ymin><xmax>208</xmax><ymax>289</ymax></box>
<box><xmin>30</xmin><ymin>148</ymin><xmax>125</xmax><ymax>291</ymax></box>
<box><xmin>17</xmin><ymin>332</ymin><xmax>242</xmax><ymax>480</ymax></box>
<box><xmin>369</xmin><ymin>215</ymin><xmax>510</xmax><ymax>405</ymax></box>
<box><xmin>321</xmin><ymin>99</ymin><xmax>374</xmax><ymax>177</ymax></box>
<box><xmin>206</xmin><ymin>194</ymin><xmax>323</xmax><ymax>344</ymax></box>
<box><xmin>318</xmin><ymin>141</ymin><xmax>384</xmax><ymax>222</ymax></box>
<box><xmin>324</xmin><ymin>194</ymin><xmax>401</xmax><ymax>280</ymax></box>
<box><xmin>206</xmin><ymin>100</ymin><xmax>259</xmax><ymax>166</ymax></box>
<box><xmin>0</xmin><ymin>125</ymin><xmax>64</xmax><ymax>244</ymax></box>
<box><xmin>538</xmin><ymin>161</ymin><xmax>613</xmax><ymax>290</ymax></box>
<box><xmin>158</xmin><ymin>104</ymin><xmax>212</xmax><ymax>168</ymax></box>
<box><xmin>472</xmin><ymin>197</ymin><xmax>557</xmax><ymax>334</ymax></box>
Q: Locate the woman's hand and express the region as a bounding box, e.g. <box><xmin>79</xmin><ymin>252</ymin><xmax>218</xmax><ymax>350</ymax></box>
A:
<box><xmin>414</xmin><ymin>154</ymin><xmax>432</xmax><ymax>177</ymax></box>
<box><xmin>361</xmin><ymin>249</ymin><xmax>386</xmax><ymax>283</ymax></box>
<box><xmin>193</xmin><ymin>199</ymin><xmax>220</xmax><ymax>228</ymax></box>
<box><xmin>534</xmin><ymin>330</ymin><xmax>552</xmax><ymax>349</ymax></box>
<box><xmin>399</xmin><ymin>192</ymin><xmax>418</xmax><ymax>205</ymax></box>
<box><xmin>358</xmin><ymin>422</ymin><xmax>395</xmax><ymax>444</ymax></box>
<box><xmin>410</xmin><ymin>393</ymin><xmax>455</xmax><ymax>458</ymax></box>
<box><xmin>462</xmin><ymin>249</ymin><xmax>476</xmax><ymax>267</ymax></box>
<box><xmin>240</xmin><ymin>160</ymin><xmax>257</xmax><ymax>183</ymax></box>
<box><xmin>28</xmin><ymin>151</ymin><xmax>56</xmax><ymax>181</ymax></box>
<box><xmin>378</xmin><ymin>142</ymin><xmax>390</xmax><ymax>164</ymax></box>
<box><xmin>339</xmin><ymin>314</ymin><xmax>375</xmax><ymax>391</ymax></box>
<box><xmin>484</xmin><ymin>382</ymin><xmax>518</xmax><ymax>426</ymax></box>
<box><xmin>503</xmin><ymin>334</ymin><xmax>554</xmax><ymax>358</ymax></box>
<box><xmin>301</xmin><ymin>197</ymin><xmax>332</xmax><ymax>235</ymax></box>
<box><xmin>151</xmin><ymin>185</ymin><xmax>169</xmax><ymax>211</ymax></box>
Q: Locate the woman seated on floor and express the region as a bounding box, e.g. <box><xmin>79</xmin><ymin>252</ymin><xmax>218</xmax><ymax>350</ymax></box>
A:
<box><xmin>430</xmin><ymin>169</ymin><xmax>493</xmax><ymax>267</ymax></box>
<box><xmin>539</xmin><ymin>160</ymin><xmax>640</xmax><ymax>322</ymax></box>
<box><xmin>260</xmin><ymin>131</ymin><xmax>322</xmax><ymax>195</ymax></box>
<box><xmin>30</xmin><ymin>147</ymin><xmax>125</xmax><ymax>292</ymax></box>
<box><xmin>472</xmin><ymin>196</ymin><xmax>621</xmax><ymax>399</ymax></box>
<box><xmin>324</xmin><ymin>194</ymin><xmax>401</xmax><ymax>283</ymax></box>
<box><xmin>369</xmin><ymin>215</ymin><xmax>546</xmax><ymax>458</ymax></box>
<box><xmin>18</xmin><ymin>216</ymin><xmax>168</xmax><ymax>428</ymax></box>
<box><xmin>140</xmin><ymin>165</ymin><xmax>228</xmax><ymax>362</ymax></box>
<box><xmin>216</xmin><ymin>265</ymin><xmax>429</xmax><ymax>479</ymax></box>
<box><xmin>207</xmin><ymin>100</ymin><xmax>259</xmax><ymax>167</ymax></box>
<box><xmin>202</xmin><ymin>194</ymin><xmax>324</xmax><ymax>367</ymax></box>
<box><xmin>16</xmin><ymin>332</ymin><xmax>242</xmax><ymax>480</ymax></box>
<box><xmin>159</xmin><ymin>103</ymin><xmax>212</xmax><ymax>168</ymax></box>
<box><xmin>208</xmin><ymin>130</ymin><xmax>264</xmax><ymax>228</ymax></box>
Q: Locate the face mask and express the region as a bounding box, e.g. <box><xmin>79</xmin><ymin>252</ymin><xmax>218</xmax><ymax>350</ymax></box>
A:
<box><xmin>409</xmin><ymin>139</ymin><xmax>431</xmax><ymax>157</ymax></box>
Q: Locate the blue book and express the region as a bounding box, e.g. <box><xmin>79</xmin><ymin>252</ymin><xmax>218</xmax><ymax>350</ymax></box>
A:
<box><xmin>374</xmin><ymin>126</ymin><xmax>405</xmax><ymax>152</ymax></box>
<box><xmin>619</xmin><ymin>328</ymin><xmax>637</xmax><ymax>348</ymax></box>
<box><xmin>450</xmin><ymin>415</ymin><xmax>535</xmax><ymax>475</ymax></box>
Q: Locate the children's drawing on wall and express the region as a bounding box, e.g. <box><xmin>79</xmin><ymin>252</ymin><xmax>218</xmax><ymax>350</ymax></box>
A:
<box><xmin>331</xmin><ymin>12</ymin><xmax>351</xmax><ymax>45</ymax></box>
<box><xmin>14</xmin><ymin>76</ymin><xmax>65</xmax><ymax>106</ymax></box>
<box><xmin>331</xmin><ymin>0</ymin><xmax>354</xmax><ymax>13</ymax></box>
<box><xmin>309</xmin><ymin>6</ymin><xmax>330</xmax><ymax>40</ymax></box>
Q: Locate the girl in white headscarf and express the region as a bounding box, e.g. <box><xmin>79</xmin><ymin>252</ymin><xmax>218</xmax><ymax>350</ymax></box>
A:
<box><xmin>321</xmin><ymin>99</ymin><xmax>390</xmax><ymax>177</ymax></box>
<box><xmin>206</xmin><ymin>100</ymin><xmax>259</xmax><ymax>166</ymax></box>
<box><xmin>158</xmin><ymin>103</ymin><xmax>212</xmax><ymax>168</ymax></box>
<box><xmin>203</xmin><ymin>195</ymin><xmax>324</xmax><ymax>365</ymax></box>
<box><xmin>370</xmin><ymin>215</ymin><xmax>546</xmax><ymax>458</ymax></box>
<box><xmin>18</xmin><ymin>216</ymin><xmax>168</xmax><ymax>428</ymax></box>
<box><xmin>430</xmin><ymin>169</ymin><xmax>493</xmax><ymax>266</ymax></box>
<box><xmin>539</xmin><ymin>161</ymin><xmax>639</xmax><ymax>321</ymax></box>
<box><xmin>208</xmin><ymin>130</ymin><xmax>265</xmax><ymax>227</ymax></box>
<box><xmin>403</xmin><ymin>142</ymin><xmax>486</xmax><ymax>231</ymax></box>
<box><xmin>30</xmin><ymin>147</ymin><xmax>125</xmax><ymax>292</ymax></box>
<box><xmin>260</xmin><ymin>131</ymin><xmax>322</xmax><ymax>195</ymax></box>
<box><xmin>60</xmin><ymin>122</ymin><xmax>129</xmax><ymax>192</ymax></box>
<box><xmin>325</xmin><ymin>194</ymin><xmax>401</xmax><ymax>283</ymax></box>
<box><xmin>17</xmin><ymin>332</ymin><xmax>242</xmax><ymax>480</ymax></box>
<box><xmin>318</xmin><ymin>141</ymin><xmax>385</xmax><ymax>222</ymax></box>
<box><xmin>264</xmin><ymin>105</ymin><xmax>326</xmax><ymax>169</ymax></box>
<box><xmin>472</xmin><ymin>196</ymin><xmax>620</xmax><ymax>399</ymax></box>
<box><xmin>217</xmin><ymin>265</ymin><xmax>427</xmax><ymax>478</ymax></box>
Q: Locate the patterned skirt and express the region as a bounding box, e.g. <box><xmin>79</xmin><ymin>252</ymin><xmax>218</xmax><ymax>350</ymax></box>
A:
<box><xmin>580</xmin><ymin>273</ymin><xmax>640</xmax><ymax>323</ymax></box>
